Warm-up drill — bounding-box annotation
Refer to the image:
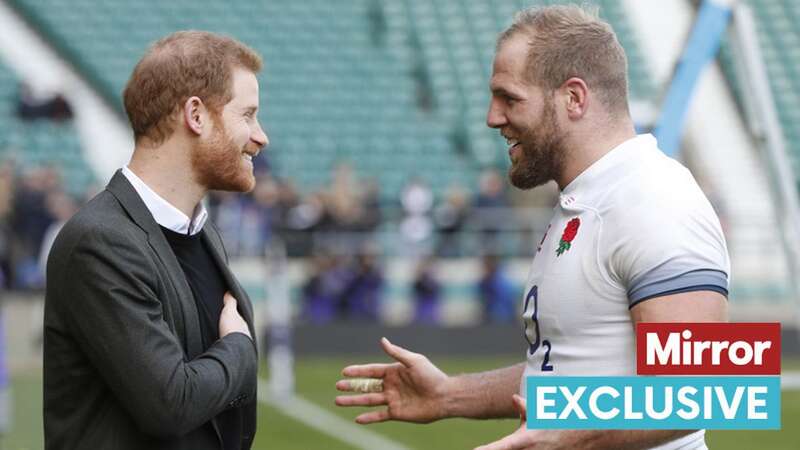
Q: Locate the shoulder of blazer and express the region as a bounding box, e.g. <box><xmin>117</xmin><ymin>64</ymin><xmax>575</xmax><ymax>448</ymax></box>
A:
<box><xmin>51</xmin><ymin>189</ymin><xmax>144</xmax><ymax>256</ymax></box>
<box><xmin>46</xmin><ymin>189</ymin><xmax>157</xmax><ymax>299</ymax></box>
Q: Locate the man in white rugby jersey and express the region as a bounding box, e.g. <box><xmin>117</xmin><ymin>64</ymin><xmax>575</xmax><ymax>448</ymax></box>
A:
<box><xmin>335</xmin><ymin>5</ymin><xmax>728</xmax><ymax>450</ymax></box>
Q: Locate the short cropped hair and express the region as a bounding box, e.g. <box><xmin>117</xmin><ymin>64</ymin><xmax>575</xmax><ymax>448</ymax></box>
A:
<box><xmin>123</xmin><ymin>30</ymin><xmax>262</xmax><ymax>145</ymax></box>
<box><xmin>497</xmin><ymin>5</ymin><xmax>630</xmax><ymax>115</ymax></box>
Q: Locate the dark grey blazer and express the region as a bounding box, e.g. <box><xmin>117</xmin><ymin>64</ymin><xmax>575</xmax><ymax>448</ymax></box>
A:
<box><xmin>44</xmin><ymin>170</ymin><xmax>258</xmax><ymax>450</ymax></box>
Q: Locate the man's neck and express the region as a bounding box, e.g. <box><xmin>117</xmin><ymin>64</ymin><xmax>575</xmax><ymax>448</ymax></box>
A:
<box><xmin>128</xmin><ymin>146</ymin><xmax>204</xmax><ymax>218</ymax></box>
<box><xmin>556</xmin><ymin>121</ymin><xmax>637</xmax><ymax>190</ymax></box>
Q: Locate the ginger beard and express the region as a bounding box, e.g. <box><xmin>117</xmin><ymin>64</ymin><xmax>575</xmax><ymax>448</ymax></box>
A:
<box><xmin>191</xmin><ymin>113</ymin><xmax>256</xmax><ymax>193</ymax></box>
<box><xmin>508</xmin><ymin>95</ymin><xmax>568</xmax><ymax>190</ymax></box>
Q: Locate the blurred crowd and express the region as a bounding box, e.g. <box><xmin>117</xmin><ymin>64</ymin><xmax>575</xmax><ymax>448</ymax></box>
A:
<box><xmin>0</xmin><ymin>162</ymin><xmax>85</xmax><ymax>291</ymax></box>
<box><xmin>212</xmin><ymin>162</ymin><xmax>524</xmax><ymax>325</ymax></box>
<box><xmin>210</xmin><ymin>162</ymin><xmax>521</xmax><ymax>258</ymax></box>
<box><xmin>0</xmin><ymin>159</ymin><xmax>527</xmax><ymax>325</ymax></box>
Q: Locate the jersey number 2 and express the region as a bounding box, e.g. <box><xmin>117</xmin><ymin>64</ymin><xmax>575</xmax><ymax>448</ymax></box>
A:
<box><xmin>522</xmin><ymin>285</ymin><xmax>553</xmax><ymax>372</ymax></box>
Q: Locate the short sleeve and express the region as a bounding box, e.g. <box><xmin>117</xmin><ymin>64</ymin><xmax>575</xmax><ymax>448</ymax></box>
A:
<box><xmin>603</xmin><ymin>170</ymin><xmax>730</xmax><ymax>308</ymax></box>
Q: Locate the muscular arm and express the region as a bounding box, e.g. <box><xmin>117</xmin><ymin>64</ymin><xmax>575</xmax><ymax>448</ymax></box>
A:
<box><xmin>625</xmin><ymin>291</ymin><xmax>727</xmax><ymax>444</ymax></box>
<box><xmin>438</xmin><ymin>287</ymin><xmax>727</xmax><ymax>422</ymax></box>
<box><xmin>336</xmin><ymin>338</ymin><xmax>523</xmax><ymax>423</ymax></box>
<box><xmin>443</xmin><ymin>362</ymin><xmax>525</xmax><ymax>419</ymax></box>
<box><xmin>584</xmin><ymin>290</ymin><xmax>727</xmax><ymax>449</ymax></box>
<box><xmin>630</xmin><ymin>290</ymin><xmax>728</xmax><ymax>323</ymax></box>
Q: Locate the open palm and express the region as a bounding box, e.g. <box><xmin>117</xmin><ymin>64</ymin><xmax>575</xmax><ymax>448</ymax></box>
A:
<box><xmin>335</xmin><ymin>337</ymin><xmax>450</xmax><ymax>424</ymax></box>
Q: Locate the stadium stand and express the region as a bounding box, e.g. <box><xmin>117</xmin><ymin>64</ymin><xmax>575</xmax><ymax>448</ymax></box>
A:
<box><xmin>9</xmin><ymin>0</ymin><xmax>800</xmax><ymax>308</ymax></box>
<box><xmin>7</xmin><ymin>0</ymin><xmax>654</xmax><ymax>201</ymax></box>
<box><xmin>0</xmin><ymin>60</ymin><xmax>92</xmax><ymax>195</ymax></box>
<box><xmin>720</xmin><ymin>0</ymin><xmax>800</xmax><ymax>180</ymax></box>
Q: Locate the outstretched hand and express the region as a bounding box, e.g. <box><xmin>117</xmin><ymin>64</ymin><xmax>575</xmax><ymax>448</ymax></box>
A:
<box><xmin>335</xmin><ymin>337</ymin><xmax>450</xmax><ymax>424</ymax></box>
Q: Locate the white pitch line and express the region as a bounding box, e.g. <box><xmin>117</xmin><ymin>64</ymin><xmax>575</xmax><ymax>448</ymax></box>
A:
<box><xmin>257</xmin><ymin>380</ymin><xmax>411</xmax><ymax>450</ymax></box>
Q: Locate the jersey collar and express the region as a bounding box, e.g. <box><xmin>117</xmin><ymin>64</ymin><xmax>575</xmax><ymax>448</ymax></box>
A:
<box><xmin>559</xmin><ymin>134</ymin><xmax>658</xmax><ymax>207</ymax></box>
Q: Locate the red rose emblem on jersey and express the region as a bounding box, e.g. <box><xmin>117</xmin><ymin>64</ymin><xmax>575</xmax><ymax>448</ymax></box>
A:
<box><xmin>556</xmin><ymin>217</ymin><xmax>580</xmax><ymax>256</ymax></box>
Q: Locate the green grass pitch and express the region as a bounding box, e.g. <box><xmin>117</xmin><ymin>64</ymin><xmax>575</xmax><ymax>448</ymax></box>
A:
<box><xmin>5</xmin><ymin>357</ymin><xmax>800</xmax><ymax>449</ymax></box>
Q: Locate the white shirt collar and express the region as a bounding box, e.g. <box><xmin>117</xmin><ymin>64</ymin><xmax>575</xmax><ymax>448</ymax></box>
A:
<box><xmin>121</xmin><ymin>166</ymin><xmax>208</xmax><ymax>235</ymax></box>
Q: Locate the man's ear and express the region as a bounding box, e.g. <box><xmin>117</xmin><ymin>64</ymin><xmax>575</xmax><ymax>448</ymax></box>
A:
<box><xmin>183</xmin><ymin>96</ymin><xmax>206</xmax><ymax>136</ymax></box>
<box><xmin>561</xmin><ymin>77</ymin><xmax>589</xmax><ymax>120</ymax></box>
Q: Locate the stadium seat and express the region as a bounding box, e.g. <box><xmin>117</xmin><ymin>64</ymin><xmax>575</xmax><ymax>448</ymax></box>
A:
<box><xmin>0</xmin><ymin>60</ymin><xmax>93</xmax><ymax>195</ymax></box>
<box><xmin>7</xmin><ymin>0</ymin><xmax>653</xmax><ymax>200</ymax></box>
<box><xmin>720</xmin><ymin>0</ymin><xmax>800</xmax><ymax>182</ymax></box>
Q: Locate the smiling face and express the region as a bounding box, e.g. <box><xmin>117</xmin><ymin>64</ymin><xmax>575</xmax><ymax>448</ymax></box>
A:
<box><xmin>191</xmin><ymin>67</ymin><xmax>268</xmax><ymax>193</ymax></box>
<box><xmin>486</xmin><ymin>34</ymin><xmax>568</xmax><ymax>190</ymax></box>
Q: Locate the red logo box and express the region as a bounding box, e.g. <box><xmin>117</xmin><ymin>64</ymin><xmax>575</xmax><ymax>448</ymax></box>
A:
<box><xmin>636</xmin><ymin>323</ymin><xmax>781</xmax><ymax>375</ymax></box>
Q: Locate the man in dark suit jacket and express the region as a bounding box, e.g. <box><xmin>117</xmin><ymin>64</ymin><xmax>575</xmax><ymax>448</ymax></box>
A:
<box><xmin>44</xmin><ymin>31</ymin><xmax>269</xmax><ymax>450</ymax></box>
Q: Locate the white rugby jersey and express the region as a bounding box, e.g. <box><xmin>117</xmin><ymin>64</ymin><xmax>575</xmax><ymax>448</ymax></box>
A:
<box><xmin>519</xmin><ymin>134</ymin><xmax>729</xmax><ymax>450</ymax></box>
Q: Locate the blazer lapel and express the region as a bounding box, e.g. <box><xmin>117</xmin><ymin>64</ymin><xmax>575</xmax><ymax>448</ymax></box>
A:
<box><xmin>105</xmin><ymin>170</ymin><xmax>204</xmax><ymax>359</ymax></box>
<box><xmin>201</xmin><ymin>228</ymin><xmax>256</xmax><ymax>344</ymax></box>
